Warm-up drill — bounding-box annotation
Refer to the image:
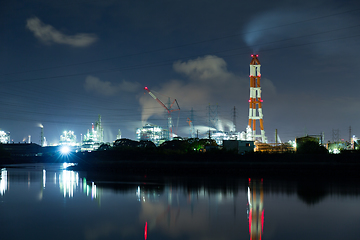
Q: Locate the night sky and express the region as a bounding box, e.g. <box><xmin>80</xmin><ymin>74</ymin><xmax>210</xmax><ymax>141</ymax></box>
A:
<box><xmin>1</xmin><ymin>0</ymin><xmax>360</xmax><ymax>144</ymax></box>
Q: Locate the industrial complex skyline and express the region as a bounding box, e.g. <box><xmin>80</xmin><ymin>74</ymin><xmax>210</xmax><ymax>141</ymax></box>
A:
<box><xmin>1</xmin><ymin>0</ymin><xmax>360</xmax><ymax>144</ymax></box>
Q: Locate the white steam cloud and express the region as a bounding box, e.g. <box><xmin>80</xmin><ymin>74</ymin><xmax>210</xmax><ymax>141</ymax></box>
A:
<box><xmin>242</xmin><ymin>7</ymin><xmax>357</xmax><ymax>55</ymax></box>
<box><xmin>85</xmin><ymin>75</ymin><xmax>141</xmax><ymax>96</ymax></box>
<box><xmin>139</xmin><ymin>55</ymin><xmax>276</xmax><ymax>123</ymax></box>
<box><xmin>26</xmin><ymin>17</ymin><xmax>98</xmax><ymax>47</ymax></box>
<box><xmin>173</xmin><ymin>55</ymin><xmax>232</xmax><ymax>81</ymax></box>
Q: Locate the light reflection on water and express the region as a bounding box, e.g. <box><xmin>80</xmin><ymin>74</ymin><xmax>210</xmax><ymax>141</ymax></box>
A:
<box><xmin>0</xmin><ymin>168</ymin><xmax>7</xmax><ymax>195</ymax></box>
<box><xmin>0</xmin><ymin>163</ymin><xmax>98</xmax><ymax>200</ymax></box>
<box><xmin>59</xmin><ymin>170</ymin><xmax>78</xmax><ymax>198</ymax></box>
<box><xmin>248</xmin><ymin>179</ymin><xmax>264</xmax><ymax>240</ymax></box>
<box><xmin>0</xmin><ymin>163</ymin><xmax>359</xmax><ymax>240</ymax></box>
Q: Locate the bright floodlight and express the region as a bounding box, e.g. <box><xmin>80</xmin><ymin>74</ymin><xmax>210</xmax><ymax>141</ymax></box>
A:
<box><xmin>60</xmin><ymin>145</ymin><xmax>71</xmax><ymax>155</ymax></box>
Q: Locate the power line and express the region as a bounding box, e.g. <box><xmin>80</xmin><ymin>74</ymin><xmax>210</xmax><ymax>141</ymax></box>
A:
<box><xmin>2</xmin><ymin>30</ymin><xmax>360</xmax><ymax>85</ymax></box>
<box><xmin>2</xmin><ymin>8</ymin><xmax>360</xmax><ymax>77</ymax></box>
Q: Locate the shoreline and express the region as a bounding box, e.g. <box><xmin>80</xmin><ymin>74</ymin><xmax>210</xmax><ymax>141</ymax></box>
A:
<box><xmin>1</xmin><ymin>150</ymin><xmax>360</xmax><ymax>178</ymax></box>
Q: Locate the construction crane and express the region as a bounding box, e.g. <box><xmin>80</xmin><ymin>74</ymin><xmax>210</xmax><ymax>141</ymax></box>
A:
<box><xmin>144</xmin><ymin>87</ymin><xmax>180</xmax><ymax>140</ymax></box>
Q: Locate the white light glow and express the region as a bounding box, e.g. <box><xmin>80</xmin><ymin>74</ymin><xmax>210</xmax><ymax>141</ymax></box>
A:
<box><xmin>91</xmin><ymin>182</ymin><xmax>96</xmax><ymax>199</ymax></box>
<box><xmin>0</xmin><ymin>169</ymin><xmax>8</xmax><ymax>196</ymax></box>
<box><xmin>60</xmin><ymin>145</ymin><xmax>71</xmax><ymax>155</ymax></box>
<box><xmin>136</xmin><ymin>186</ymin><xmax>141</xmax><ymax>201</ymax></box>
<box><xmin>62</xmin><ymin>162</ymin><xmax>76</xmax><ymax>169</ymax></box>
<box><xmin>59</xmin><ymin>170</ymin><xmax>79</xmax><ymax>198</ymax></box>
<box><xmin>42</xmin><ymin>169</ymin><xmax>46</xmax><ymax>189</ymax></box>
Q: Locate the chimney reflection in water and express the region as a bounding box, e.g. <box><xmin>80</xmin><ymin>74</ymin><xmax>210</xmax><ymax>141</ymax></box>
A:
<box><xmin>248</xmin><ymin>178</ymin><xmax>264</xmax><ymax>240</ymax></box>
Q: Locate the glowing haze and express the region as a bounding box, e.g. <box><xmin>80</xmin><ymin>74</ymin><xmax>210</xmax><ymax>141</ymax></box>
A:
<box><xmin>139</xmin><ymin>55</ymin><xmax>276</xmax><ymax>126</ymax></box>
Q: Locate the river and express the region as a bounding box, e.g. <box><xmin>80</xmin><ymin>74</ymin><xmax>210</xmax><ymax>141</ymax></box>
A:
<box><xmin>0</xmin><ymin>163</ymin><xmax>359</xmax><ymax>240</ymax></box>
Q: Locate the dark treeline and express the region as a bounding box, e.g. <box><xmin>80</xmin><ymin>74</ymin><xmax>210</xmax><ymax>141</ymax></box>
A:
<box><xmin>2</xmin><ymin>138</ymin><xmax>360</xmax><ymax>177</ymax></box>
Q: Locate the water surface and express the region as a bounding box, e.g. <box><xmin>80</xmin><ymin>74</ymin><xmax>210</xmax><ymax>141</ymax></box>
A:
<box><xmin>0</xmin><ymin>163</ymin><xmax>359</xmax><ymax>240</ymax></box>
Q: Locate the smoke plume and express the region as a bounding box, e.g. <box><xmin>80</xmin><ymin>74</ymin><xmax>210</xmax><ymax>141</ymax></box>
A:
<box><xmin>26</xmin><ymin>16</ymin><xmax>98</xmax><ymax>47</ymax></box>
<box><xmin>85</xmin><ymin>75</ymin><xmax>141</xmax><ymax>96</ymax></box>
<box><xmin>242</xmin><ymin>7</ymin><xmax>358</xmax><ymax>55</ymax></box>
<box><xmin>139</xmin><ymin>55</ymin><xmax>275</xmax><ymax>123</ymax></box>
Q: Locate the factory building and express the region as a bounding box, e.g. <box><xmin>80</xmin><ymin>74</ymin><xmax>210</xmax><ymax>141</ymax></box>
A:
<box><xmin>83</xmin><ymin>115</ymin><xmax>104</xmax><ymax>143</ymax></box>
<box><xmin>209</xmin><ymin>126</ymin><xmax>253</xmax><ymax>145</ymax></box>
<box><xmin>223</xmin><ymin>140</ymin><xmax>254</xmax><ymax>154</ymax></box>
<box><xmin>254</xmin><ymin>142</ymin><xmax>295</xmax><ymax>152</ymax></box>
<box><xmin>326</xmin><ymin>135</ymin><xmax>358</xmax><ymax>153</ymax></box>
<box><xmin>60</xmin><ymin>130</ymin><xmax>77</xmax><ymax>146</ymax></box>
<box><xmin>0</xmin><ymin>130</ymin><xmax>10</xmax><ymax>143</ymax></box>
<box><xmin>295</xmin><ymin>135</ymin><xmax>322</xmax><ymax>151</ymax></box>
<box><xmin>352</xmin><ymin>136</ymin><xmax>359</xmax><ymax>150</ymax></box>
<box><xmin>81</xmin><ymin>115</ymin><xmax>104</xmax><ymax>152</ymax></box>
<box><xmin>136</xmin><ymin>124</ymin><xmax>167</xmax><ymax>146</ymax></box>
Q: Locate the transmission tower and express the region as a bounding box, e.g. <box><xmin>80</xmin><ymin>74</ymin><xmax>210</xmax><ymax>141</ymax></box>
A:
<box><xmin>232</xmin><ymin>106</ymin><xmax>236</xmax><ymax>132</ymax></box>
<box><xmin>207</xmin><ymin>104</ymin><xmax>219</xmax><ymax>129</ymax></box>
<box><xmin>190</xmin><ymin>108</ymin><xmax>195</xmax><ymax>137</ymax></box>
<box><xmin>349</xmin><ymin>126</ymin><xmax>351</xmax><ymax>143</ymax></box>
<box><xmin>332</xmin><ymin>129</ymin><xmax>340</xmax><ymax>142</ymax></box>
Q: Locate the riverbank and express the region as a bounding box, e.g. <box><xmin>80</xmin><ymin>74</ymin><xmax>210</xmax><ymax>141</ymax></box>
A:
<box><xmin>64</xmin><ymin>150</ymin><xmax>360</xmax><ymax>178</ymax></box>
<box><xmin>2</xmin><ymin>149</ymin><xmax>360</xmax><ymax>178</ymax></box>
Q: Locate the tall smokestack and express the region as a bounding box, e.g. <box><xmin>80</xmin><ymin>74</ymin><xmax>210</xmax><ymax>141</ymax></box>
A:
<box><xmin>248</xmin><ymin>54</ymin><xmax>266</xmax><ymax>143</ymax></box>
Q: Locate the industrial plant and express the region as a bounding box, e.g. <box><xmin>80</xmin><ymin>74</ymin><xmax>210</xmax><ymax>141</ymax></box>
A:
<box><xmin>136</xmin><ymin>124</ymin><xmax>166</xmax><ymax>146</ymax></box>
<box><xmin>0</xmin><ymin>130</ymin><xmax>10</xmax><ymax>144</ymax></box>
<box><xmin>0</xmin><ymin>55</ymin><xmax>358</xmax><ymax>155</ymax></box>
<box><xmin>81</xmin><ymin>115</ymin><xmax>104</xmax><ymax>151</ymax></box>
<box><xmin>59</xmin><ymin>130</ymin><xmax>77</xmax><ymax>146</ymax></box>
<box><xmin>138</xmin><ymin>54</ymin><xmax>267</xmax><ymax>146</ymax></box>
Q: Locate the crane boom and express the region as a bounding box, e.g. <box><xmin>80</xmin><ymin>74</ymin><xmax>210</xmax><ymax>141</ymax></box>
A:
<box><xmin>144</xmin><ymin>86</ymin><xmax>180</xmax><ymax>140</ymax></box>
